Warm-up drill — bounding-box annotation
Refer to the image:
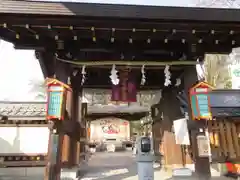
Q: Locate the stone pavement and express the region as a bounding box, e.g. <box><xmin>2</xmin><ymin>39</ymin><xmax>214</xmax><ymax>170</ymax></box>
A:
<box><xmin>0</xmin><ymin>151</ymin><xmax>236</xmax><ymax>180</ymax></box>
<box><xmin>78</xmin><ymin>151</ymin><xmax>235</xmax><ymax>180</ymax></box>
<box><xmin>0</xmin><ymin>167</ymin><xmax>44</xmax><ymax>180</ymax></box>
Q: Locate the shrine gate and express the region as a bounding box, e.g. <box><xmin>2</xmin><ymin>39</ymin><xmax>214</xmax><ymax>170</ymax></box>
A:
<box><xmin>1</xmin><ymin>1</ymin><xmax>240</xmax><ymax>179</ymax></box>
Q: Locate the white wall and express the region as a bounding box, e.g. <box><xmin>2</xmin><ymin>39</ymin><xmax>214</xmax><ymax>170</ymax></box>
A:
<box><xmin>0</xmin><ymin>127</ymin><xmax>49</xmax><ymax>154</ymax></box>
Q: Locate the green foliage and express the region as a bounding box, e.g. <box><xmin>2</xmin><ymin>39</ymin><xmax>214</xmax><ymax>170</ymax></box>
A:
<box><xmin>204</xmin><ymin>54</ymin><xmax>232</xmax><ymax>89</ymax></box>
<box><xmin>130</xmin><ymin>121</ymin><xmax>144</xmax><ymax>134</ymax></box>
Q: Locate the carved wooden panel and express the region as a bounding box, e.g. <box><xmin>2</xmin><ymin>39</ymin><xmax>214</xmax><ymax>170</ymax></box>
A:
<box><xmin>82</xmin><ymin>89</ymin><xmax>161</xmax><ymax>108</ymax></box>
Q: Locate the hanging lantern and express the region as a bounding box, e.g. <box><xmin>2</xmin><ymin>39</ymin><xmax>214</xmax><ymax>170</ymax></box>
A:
<box><xmin>46</xmin><ymin>78</ymin><xmax>72</xmax><ymax>120</ymax></box>
<box><xmin>189</xmin><ymin>81</ymin><xmax>214</xmax><ymax>120</ymax></box>
<box><xmin>111</xmin><ymin>68</ymin><xmax>137</xmax><ymax>102</ymax></box>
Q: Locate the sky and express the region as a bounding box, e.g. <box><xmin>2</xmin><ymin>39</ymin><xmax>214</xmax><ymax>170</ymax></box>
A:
<box><xmin>0</xmin><ymin>40</ymin><xmax>44</xmax><ymax>101</ymax></box>
<box><xmin>0</xmin><ymin>0</ymin><xmax>239</xmax><ymax>101</ymax></box>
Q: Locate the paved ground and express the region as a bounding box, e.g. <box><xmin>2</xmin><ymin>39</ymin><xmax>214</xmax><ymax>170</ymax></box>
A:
<box><xmin>0</xmin><ymin>151</ymin><xmax>236</xmax><ymax>180</ymax></box>
<box><xmin>79</xmin><ymin>151</ymin><xmax>171</xmax><ymax>180</ymax></box>
<box><xmin>79</xmin><ymin>151</ymin><xmax>236</xmax><ymax>180</ymax></box>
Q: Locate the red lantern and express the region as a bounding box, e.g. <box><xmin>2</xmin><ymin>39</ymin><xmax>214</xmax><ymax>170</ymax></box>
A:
<box><xmin>46</xmin><ymin>78</ymin><xmax>72</xmax><ymax>120</ymax></box>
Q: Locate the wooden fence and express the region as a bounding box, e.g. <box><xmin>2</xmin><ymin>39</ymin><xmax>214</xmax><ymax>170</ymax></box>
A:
<box><xmin>207</xmin><ymin>120</ymin><xmax>240</xmax><ymax>162</ymax></box>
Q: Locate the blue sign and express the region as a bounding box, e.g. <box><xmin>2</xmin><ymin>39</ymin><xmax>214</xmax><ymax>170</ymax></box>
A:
<box><xmin>50</xmin><ymin>134</ymin><xmax>59</xmax><ymax>164</ymax></box>
<box><xmin>196</xmin><ymin>94</ymin><xmax>211</xmax><ymax>117</ymax></box>
<box><xmin>48</xmin><ymin>91</ymin><xmax>62</xmax><ymax>118</ymax></box>
<box><xmin>190</xmin><ymin>95</ymin><xmax>198</xmax><ymax>118</ymax></box>
<box><xmin>190</xmin><ymin>93</ymin><xmax>211</xmax><ymax>119</ymax></box>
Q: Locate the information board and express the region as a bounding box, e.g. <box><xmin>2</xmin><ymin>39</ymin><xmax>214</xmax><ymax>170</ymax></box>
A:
<box><xmin>189</xmin><ymin>82</ymin><xmax>212</xmax><ymax>120</ymax></box>
<box><xmin>210</xmin><ymin>90</ymin><xmax>240</xmax><ymax>107</ymax></box>
<box><xmin>47</xmin><ymin>91</ymin><xmax>62</xmax><ymax>118</ymax></box>
<box><xmin>196</xmin><ymin>94</ymin><xmax>211</xmax><ymax>117</ymax></box>
<box><xmin>209</xmin><ymin>90</ymin><xmax>240</xmax><ymax>117</ymax></box>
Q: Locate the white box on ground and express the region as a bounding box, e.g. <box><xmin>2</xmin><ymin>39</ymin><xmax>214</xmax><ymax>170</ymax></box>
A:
<box><xmin>172</xmin><ymin>168</ymin><xmax>192</xmax><ymax>177</ymax></box>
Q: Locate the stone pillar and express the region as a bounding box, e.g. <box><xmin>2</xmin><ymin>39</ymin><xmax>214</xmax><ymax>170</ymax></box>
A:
<box><xmin>184</xmin><ymin>66</ymin><xmax>211</xmax><ymax>179</ymax></box>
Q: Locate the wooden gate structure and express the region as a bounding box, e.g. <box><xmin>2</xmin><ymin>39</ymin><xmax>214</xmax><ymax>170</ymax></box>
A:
<box><xmin>1</xmin><ymin>1</ymin><xmax>240</xmax><ymax>179</ymax></box>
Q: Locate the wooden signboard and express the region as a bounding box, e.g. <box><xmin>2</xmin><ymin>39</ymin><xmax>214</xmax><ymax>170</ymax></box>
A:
<box><xmin>209</xmin><ymin>90</ymin><xmax>240</xmax><ymax>117</ymax></box>
<box><xmin>46</xmin><ymin>78</ymin><xmax>72</xmax><ymax>120</ymax></box>
<box><xmin>189</xmin><ymin>82</ymin><xmax>213</xmax><ymax>120</ymax></box>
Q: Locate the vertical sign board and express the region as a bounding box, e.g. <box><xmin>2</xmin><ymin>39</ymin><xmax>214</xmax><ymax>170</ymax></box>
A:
<box><xmin>48</xmin><ymin>90</ymin><xmax>62</xmax><ymax>119</ymax></box>
<box><xmin>197</xmin><ymin>135</ymin><xmax>211</xmax><ymax>157</ymax></box>
<box><xmin>46</xmin><ymin>78</ymin><xmax>72</xmax><ymax>120</ymax></box>
<box><xmin>189</xmin><ymin>82</ymin><xmax>213</xmax><ymax>120</ymax></box>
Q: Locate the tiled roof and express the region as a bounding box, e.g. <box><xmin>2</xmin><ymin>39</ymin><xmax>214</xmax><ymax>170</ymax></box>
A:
<box><xmin>0</xmin><ymin>1</ymin><xmax>240</xmax><ymax>22</ymax></box>
<box><xmin>0</xmin><ymin>101</ymin><xmax>46</xmax><ymax>120</ymax></box>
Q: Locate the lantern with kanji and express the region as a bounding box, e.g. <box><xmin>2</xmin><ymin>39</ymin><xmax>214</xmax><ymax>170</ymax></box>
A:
<box><xmin>189</xmin><ymin>81</ymin><xmax>214</xmax><ymax>120</ymax></box>
<box><xmin>46</xmin><ymin>78</ymin><xmax>72</xmax><ymax>120</ymax></box>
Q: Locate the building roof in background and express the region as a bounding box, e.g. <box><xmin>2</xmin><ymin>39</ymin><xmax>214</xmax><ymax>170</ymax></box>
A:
<box><xmin>0</xmin><ymin>101</ymin><xmax>46</xmax><ymax>120</ymax></box>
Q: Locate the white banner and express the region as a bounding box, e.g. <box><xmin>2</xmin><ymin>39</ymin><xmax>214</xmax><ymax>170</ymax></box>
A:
<box><xmin>173</xmin><ymin>118</ymin><xmax>190</xmax><ymax>145</ymax></box>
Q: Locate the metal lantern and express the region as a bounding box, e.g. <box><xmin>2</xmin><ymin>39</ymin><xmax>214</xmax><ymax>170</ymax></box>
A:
<box><xmin>189</xmin><ymin>81</ymin><xmax>214</xmax><ymax>120</ymax></box>
<box><xmin>46</xmin><ymin>78</ymin><xmax>72</xmax><ymax>120</ymax></box>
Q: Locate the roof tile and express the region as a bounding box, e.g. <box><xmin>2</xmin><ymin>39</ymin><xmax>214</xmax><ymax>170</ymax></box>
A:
<box><xmin>0</xmin><ymin>1</ymin><xmax>240</xmax><ymax>22</ymax></box>
<box><xmin>0</xmin><ymin>102</ymin><xmax>46</xmax><ymax>118</ymax></box>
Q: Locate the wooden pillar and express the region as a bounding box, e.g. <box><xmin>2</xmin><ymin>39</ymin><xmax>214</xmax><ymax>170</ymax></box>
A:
<box><xmin>68</xmin><ymin>73</ymin><xmax>82</xmax><ymax>167</ymax></box>
<box><xmin>61</xmin><ymin>90</ymin><xmax>72</xmax><ymax>167</ymax></box>
<box><xmin>152</xmin><ymin>121</ymin><xmax>162</xmax><ymax>157</ymax></box>
<box><xmin>161</xmin><ymin>88</ymin><xmax>185</xmax><ymax>167</ymax></box>
<box><xmin>44</xmin><ymin>59</ymin><xmax>70</xmax><ymax>180</ymax></box>
<box><xmin>184</xmin><ymin>66</ymin><xmax>211</xmax><ymax>179</ymax></box>
<box><xmin>79</xmin><ymin>103</ymin><xmax>88</xmax><ymax>162</ymax></box>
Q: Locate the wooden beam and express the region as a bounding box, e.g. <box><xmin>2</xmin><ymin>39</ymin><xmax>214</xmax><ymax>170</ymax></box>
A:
<box><xmin>87</xmin><ymin>112</ymin><xmax>148</xmax><ymax>121</ymax></box>
<box><xmin>57</xmin><ymin>59</ymin><xmax>197</xmax><ymax>66</ymax></box>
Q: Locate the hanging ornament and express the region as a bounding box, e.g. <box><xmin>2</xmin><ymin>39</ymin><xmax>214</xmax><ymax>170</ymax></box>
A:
<box><xmin>110</xmin><ymin>64</ymin><xmax>119</xmax><ymax>85</ymax></box>
<box><xmin>196</xmin><ymin>59</ymin><xmax>205</xmax><ymax>81</ymax></box>
<box><xmin>81</xmin><ymin>65</ymin><xmax>86</xmax><ymax>85</ymax></box>
<box><xmin>141</xmin><ymin>65</ymin><xmax>146</xmax><ymax>85</ymax></box>
<box><xmin>175</xmin><ymin>78</ymin><xmax>181</xmax><ymax>86</ymax></box>
<box><xmin>164</xmin><ymin>65</ymin><xmax>171</xmax><ymax>86</ymax></box>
